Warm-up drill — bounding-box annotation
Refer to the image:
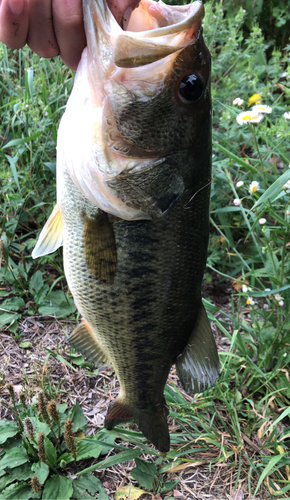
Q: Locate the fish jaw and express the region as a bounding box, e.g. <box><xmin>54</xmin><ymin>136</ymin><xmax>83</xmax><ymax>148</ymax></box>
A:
<box><xmin>59</xmin><ymin>0</ymin><xmax>209</xmax><ymax>221</ymax></box>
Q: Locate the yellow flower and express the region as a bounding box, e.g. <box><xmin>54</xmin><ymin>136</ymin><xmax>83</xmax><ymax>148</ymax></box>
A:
<box><xmin>248</xmin><ymin>93</ymin><xmax>262</xmax><ymax>106</ymax></box>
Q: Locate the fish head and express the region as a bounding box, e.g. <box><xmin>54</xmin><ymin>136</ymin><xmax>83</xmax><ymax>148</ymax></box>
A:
<box><xmin>60</xmin><ymin>0</ymin><xmax>211</xmax><ymax>220</ymax></box>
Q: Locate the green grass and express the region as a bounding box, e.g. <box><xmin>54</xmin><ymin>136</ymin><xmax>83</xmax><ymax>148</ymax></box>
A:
<box><xmin>1</xmin><ymin>1</ymin><xmax>290</xmax><ymax>498</ymax></box>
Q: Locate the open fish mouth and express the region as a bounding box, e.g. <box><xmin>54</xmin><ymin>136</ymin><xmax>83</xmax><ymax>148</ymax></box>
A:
<box><xmin>84</xmin><ymin>0</ymin><xmax>205</xmax><ymax>68</ymax></box>
<box><xmin>58</xmin><ymin>0</ymin><xmax>208</xmax><ymax>221</ymax></box>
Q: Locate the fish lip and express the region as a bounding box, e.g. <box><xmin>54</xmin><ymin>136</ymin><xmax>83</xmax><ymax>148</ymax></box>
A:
<box><xmin>122</xmin><ymin>1</ymin><xmax>204</xmax><ymax>39</ymax></box>
<box><xmin>90</xmin><ymin>0</ymin><xmax>204</xmax><ymax>38</ymax></box>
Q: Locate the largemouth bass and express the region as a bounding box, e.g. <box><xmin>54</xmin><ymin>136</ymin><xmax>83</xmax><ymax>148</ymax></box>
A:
<box><xmin>33</xmin><ymin>0</ymin><xmax>219</xmax><ymax>452</ymax></box>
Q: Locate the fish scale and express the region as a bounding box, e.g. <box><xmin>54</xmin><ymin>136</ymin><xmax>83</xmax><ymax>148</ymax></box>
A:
<box><xmin>32</xmin><ymin>0</ymin><xmax>219</xmax><ymax>452</ymax></box>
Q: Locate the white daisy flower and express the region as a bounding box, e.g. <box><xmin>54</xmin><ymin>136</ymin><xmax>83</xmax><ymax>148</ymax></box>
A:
<box><xmin>236</xmin><ymin>111</ymin><xmax>264</xmax><ymax>125</ymax></box>
<box><xmin>242</xmin><ymin>285</ymin><xmax>248</xmax><ymax>293</ymax></box>
<box><xmin>279</xmin><ymin>300</ymin><xmax>284</xmax><ymax>306</ymax></box>
<box><xmin>249</xmin><ymin>181</ymin><xmax>260</xmax><ymax>194</ymax></box>
<box><xmin>283</xmin><ymin>181</ymin><xmax>290</xmax><ymax>190</ymax></box>
<box><xmin>259</xmin><ymin>218</ymin><xmax>266</xmax><ymax>224</ymax></box>
<box><xmin>284</xmin><ymin>112</ymin><xmax>290</xmax><ymax>120</ymax></box>
<box><xmin>236</xmin><ymin>181</ymin><xmax>244</xmax><ymax>188</ymax></box>
<box><xmin>234</xmin><ymin>199</ymin><xmax>241</xmax><ymax>206</ymax></box>
<box><xmin>274</xmin><ymin>294</ymin><xmax>282</xmax><ymax>301</ymax></box>
<box><xmin>252</xmin><ymin>104</ymin><xmax>272</xmax><ymax>114</ymax></box>
<box><xmin>233</xmin><ymin>98</ymin><xmax>244</xmax><ymax>106</ymax></box>
<box><xmin>246</xmin><ymin>297</ymin><xmax>255</xmax><ymax>305</ymax></box>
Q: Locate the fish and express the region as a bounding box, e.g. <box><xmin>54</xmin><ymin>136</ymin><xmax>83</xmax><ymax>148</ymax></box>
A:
<box><xmin>32</xmin><ymin>0</ymin><xmax>219</xmax><ymax>452</ymax></box>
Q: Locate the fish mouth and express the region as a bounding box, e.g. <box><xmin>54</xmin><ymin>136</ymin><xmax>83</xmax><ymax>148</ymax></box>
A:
<box><xmin>84</xmin><ymin>0</ymin><xmax>204</xmax><ymax>68</ymax></box>
<box><xmin>62</xmin><ymin>0</ymin><xmax>208</xmax><ymax>221</ymax></box>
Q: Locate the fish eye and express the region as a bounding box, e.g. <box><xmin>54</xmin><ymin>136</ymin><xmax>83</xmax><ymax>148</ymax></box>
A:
<box><xmin>179</xmin><ymin>74</ymin><xmax>203</xmax><ymax>103</ymax></box>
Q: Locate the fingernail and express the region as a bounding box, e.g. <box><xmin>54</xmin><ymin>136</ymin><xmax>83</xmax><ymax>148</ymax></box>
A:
<box><xmin>8</xmin><ymin>0</ymin><xmax>24</xmax><ymax>16</ymax></box>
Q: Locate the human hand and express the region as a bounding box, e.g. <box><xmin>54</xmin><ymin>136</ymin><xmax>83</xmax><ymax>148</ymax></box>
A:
<box><xmin>0</xmin><ymin>0</ymin><xmax>141</xmax><ymax>70</ymax></box>
<box><xmin>0</xmin><ymin>0</ymin><xmax>86</xmax><ymax>70</ymax></box>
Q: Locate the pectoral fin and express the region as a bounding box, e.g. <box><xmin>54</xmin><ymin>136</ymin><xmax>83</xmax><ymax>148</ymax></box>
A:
<box><xmin>107</xmin><ymin>160</ymin><xmax>184</xmax><ymax>219</ymax></box>
<box><xmin>67</xmin><ymin>319</ymin><xmax>110</xmax><ymax>366</ymax></box>
<box><xmin>32</xmin><ymin>205</ymin><xmax>63</xmax><ymax>259</ymax></box>
<box><xmin>176</xmin><ymin>304</ymin><xmax>220</xmax><ymax>394</ymax></box>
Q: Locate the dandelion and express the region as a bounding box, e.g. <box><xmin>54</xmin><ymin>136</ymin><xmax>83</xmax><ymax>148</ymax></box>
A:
<box><xmin>242</xmin><ymin>285</ymin><xmax>248</xmax><ymax>293</ymax></box>
<box><xmin>234</xmin><ymin>198</ymin><xmax>241</xmax><ymax>206</ymax></box>
<box><xmin>284</xmin><ymin>112</ymin><xmax>290</xmax><ymax>120</ymax></box>
<box><xmin>249</xmin><ymin>181</ymin><xmax>260</xmax><ymax>194</ymax></box>
<box><xmin>259</xmin><ymin>218</ymin><xmax>266</xmax><ymax>224</ymax></box>
<box><xmin>236</xmin><ymin>180</ymin><xmax>244</xmax><ymax>188</ymax></box>
<box><xmin>252</xmin><ymin>104</ymin><xmax>272</xmax><ymax>114</ymax></box>
<box><xmin>246</xmin><ymin>297</ymin><xmax>255</xmax><ymax>305</ymax></box>
<box><xmin>233</xmin><ymin>98</ymin><xmax>244</xmax><ymax>106</ymax></box>
<box><xmin>248</xmin><ymin>93</ymin><xmax>262</xmax><ymax>106</ymax></box>
<box><xmin>236</xmin><ymin>111</ymin><xmax>263</xmax><ymax>125</ymax></box>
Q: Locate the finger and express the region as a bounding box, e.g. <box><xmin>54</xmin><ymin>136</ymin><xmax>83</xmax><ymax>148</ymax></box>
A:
<box><xmin>52</xmin><ymin>0</ymin><xmax>86</xmax><ymax>71</ymax></box>
<box><xmin>26</xmin><ymin>0</ymin><xmax>59</xmax><ymax>58</ymax></box>
<box><xmin>0</xmin><ymin>0</ymin><xmax>28</xmax><ymax>49</ymax></box>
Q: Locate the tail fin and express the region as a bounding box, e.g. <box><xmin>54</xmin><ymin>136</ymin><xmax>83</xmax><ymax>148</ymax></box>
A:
<box><xmin>105</xmin><ymin>398</ymin><xmax>170</xmax><ymax>453</ymax></box>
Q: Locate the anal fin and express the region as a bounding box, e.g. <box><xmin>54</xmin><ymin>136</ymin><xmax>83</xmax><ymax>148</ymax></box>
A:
<box><xmin>176</xmin><ymin>304</ymin><xmax>220</xmax><ymax>394</ymax></box>
<box><xmin>67</xmin><ymin>319</ymin><xmax>110</xmax><ymax>366</ymax></box>
<box><xmin>32</xmin><ymin>204</ymin><xmax>63</xmax><ymax>259</ymax></box>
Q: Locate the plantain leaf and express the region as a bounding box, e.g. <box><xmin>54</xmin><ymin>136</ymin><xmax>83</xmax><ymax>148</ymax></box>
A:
<box><xmin>0</xmin><ymin>421</ymin><xmax>20</xmax><ymax>445</ymax></box>
<box><xmin>159</xmin><ymin>479</ymin><xmax>179</xmax><ymax>494</ymax></box>
<box><xmin>0</xmin><ymin>481</ymin><xmax>40</xmax><ymax>500</ymax></box>
<box><xmin>75</xmin><ymin>439</ymin><xmax>102</xmax><ymax>461</ymax></box>
<box><xmin>0</xmin><ymin>447</ymin><xmax>28</xmax><ymax>469</ymax></box>
<box><xmin>29</xmin><ymin>418</ymin><xmax>51</xmax><ymax>438</ymax></box>
<box><xmin>134</xmin><ymin>458</ymin><xmax>157</xmax><ymax>476</ymax></box>
<box><xmin>43</xmin><ymin>475</ymin><xmax>73</xmax><ymax>500</ymax></box>
<box><xmin>31</xmin><ymin>462</ymin><xmax>50</xmax><ymax>484</ymax></box>
<box><xmin>72</xmin><ymin>474</ymin><xmax>109</xmax><ymax>500</ymax></box>
<box><xmin>130</xmin><ymin>467</ymin><xmax>155</xmax><ymax>491</ymax></box>
<box><xmin>44</xmin><ymin>438</ymin><xmax>57</xmax><ymax>466</ymax></box>
<box><xmin>69</xmin><ymin>400</ymin><xmax>87</xmax><ymax>432</ymax></box>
